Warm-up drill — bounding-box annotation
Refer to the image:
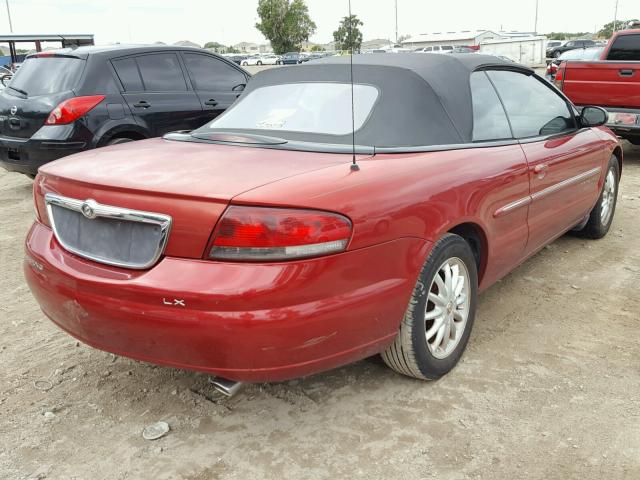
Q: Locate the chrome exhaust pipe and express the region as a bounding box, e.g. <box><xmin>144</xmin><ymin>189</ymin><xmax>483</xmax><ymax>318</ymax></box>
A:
<box><xmin>209</xmin><ymin>376</ymin><xmax>244</xmax><ymax>398</ymax></box>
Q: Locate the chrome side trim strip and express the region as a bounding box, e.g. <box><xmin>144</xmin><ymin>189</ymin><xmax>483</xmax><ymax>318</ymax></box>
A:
<box><xmin>531</xmin><ymin>167</ymin><xmax>601</xmax><ymax>201</ymax></box>
<box><xmin>493</xmin><ymin>167</ymin><xmax>601</xmax><ymax>218</ymax></box>
<box><xmin>44</xmin><ymin>193</ymin><xmax>172</xmax><ymax>270</ymax></box>
<box><xmin>493</xmin><ymin>196</ymin><xmax>532</xmax><ymax>218</ymax></box>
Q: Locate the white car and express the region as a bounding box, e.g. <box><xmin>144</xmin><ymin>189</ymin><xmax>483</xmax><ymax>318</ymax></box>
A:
<box><xmin>415</xmin><ymin>45</ymin><xmax>455</xmax><ymax>54</ymax></box>
<box><xmin>241</xmin><ymin>54</ymin><xmax>282</xmax><ymax>66</ymax></box>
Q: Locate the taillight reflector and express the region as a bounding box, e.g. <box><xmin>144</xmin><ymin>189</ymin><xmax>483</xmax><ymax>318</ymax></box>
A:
<box><xmin>209</xmin><ymin>206</ymin><xmax>352</xmax><ymax>261</ymax></box>
<box><xmin>45</xmin><ymin>95</ymin><xmax>105</xmax><ymax>125</ymax></box>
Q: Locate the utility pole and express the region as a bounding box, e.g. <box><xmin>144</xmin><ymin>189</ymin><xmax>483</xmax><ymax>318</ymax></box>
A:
<box><xmin>613</xmin><ymin>0</ymin><xmax>619</xmax><ymax>33</ymax></box>
<box><xmin>395</xmin><ymin>0</ymin><xmax>398</xmax><ymax>44</ymax></box>
<box><xmin>5</xmin><ymin>0</ymin><xmax>13</xmax><ymax>33</ymax></box>
<box><xmin>533</xmin><ymin>0</ymin><xmax>539</xmax><ymax>34</ymax></box>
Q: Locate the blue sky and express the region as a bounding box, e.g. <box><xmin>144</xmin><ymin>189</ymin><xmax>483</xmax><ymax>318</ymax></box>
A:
<box><xmin>1</xmin><ymin>0</ymin><xmax>636</xmax><ymax>47</ymax></box>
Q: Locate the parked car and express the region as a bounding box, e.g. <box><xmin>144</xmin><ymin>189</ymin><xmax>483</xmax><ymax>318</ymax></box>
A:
<box><xmin>25</xmin><ymin>54</ymin><xmax>621</xmax><ymax>390</ymax></box>
<box><xmin>241</xmin><ymin>54</ymin><xmax>282</xmax><ymax>66</ymax></box>
<box><xmin>545</xmin><ymin>46</ymin><xmax>604</xmax><ymax>80</ymax></box>
<box><xmin>280</xmin><ymin>52</ymin><xmax>309</xmax><ymax>65</ymax></box>
<box><xmin>0</xmin><ymin>45</ymin><xmax>249</xmax><ymax>176</ymax></box>
<box><xmin>415</xmin><ymin>45</ymin><xmax>455</xmax><ymax>54</ymax></box>
<box><xmin>451</xmin><ymin>46</ymin><xmax>476</xmax><ymax>54</ymax></box>
<box><xmin>554</xmin><ymin>29</ymin><xmax>640</xmax><ymax>144</ymax></box>
<box><xmin>547</xmin><ymin>39</ymin><xmax>596</xmax><ymax>58</ymax></box>
<box><xmin>545</xmin><ymin>40</ymin><xmax>565</xmax><ymax>57</ymax></box>
<box><xmin>225</xmin><ymin>54</ymin><xmax>250</xmax><ymax>65</ymax></box>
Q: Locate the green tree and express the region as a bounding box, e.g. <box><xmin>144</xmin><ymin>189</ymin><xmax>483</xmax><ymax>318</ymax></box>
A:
<box><xmin>310</xmin><ymin>44</ymin><xmax>324</xmax><ymax>52</ymax></box>
<box><xmin>255</xmin><ymin>0</ymin><xmax>317</xmax><ymax>54</ymax></box>
<box><xmin>333</xmin><ymin>14</ymin><xmax>363</xmax><ymax>53</ymax></box>
<box><xmin>204</xmin><ymin>41</ymin><xmax>226</xmax><ymax>51</ymax></box>
<box><xmin>598</xmin><ymin>19</ymin><xmax>639</xmax><ymax>39</ymax></box>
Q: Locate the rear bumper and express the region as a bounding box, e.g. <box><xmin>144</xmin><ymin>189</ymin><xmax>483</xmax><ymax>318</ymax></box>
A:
<box><xmin>0</xmin><ymin>127</ymin><xmax>87</xmax><ymax>175</ymax></box>
<box><xmin>604</xmin><ymin>108</ymin><xmax>640</xmax><ymax>141</ymax></box>
<box><xmin>24</xmin><ymin>221</ymin><xmax>430</xmax><ymax>381</ymax></box>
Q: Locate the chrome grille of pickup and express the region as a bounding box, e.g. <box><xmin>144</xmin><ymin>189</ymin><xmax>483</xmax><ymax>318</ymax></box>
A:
<box><xmin>45</xmin><ymin>194</ymin><xmax>172</xmax><ymax>269</ymax></box>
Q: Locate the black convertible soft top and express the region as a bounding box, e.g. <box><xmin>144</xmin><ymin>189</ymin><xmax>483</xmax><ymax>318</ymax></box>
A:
<box><xmin>229</xmin><ymin>54</ymin><xmax>532</xmax><ymax>148</ymax></box>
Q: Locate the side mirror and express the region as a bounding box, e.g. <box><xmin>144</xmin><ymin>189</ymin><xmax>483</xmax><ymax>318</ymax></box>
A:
<box><xmin>580</xmin><ymin>106</ymin><xmax>608</xmax><ymax>127</ymax></box>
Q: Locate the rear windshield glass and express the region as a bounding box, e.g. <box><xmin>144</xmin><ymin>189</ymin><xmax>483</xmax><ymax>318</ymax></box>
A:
<box><xmin>9</xmin><ymin>57</ymin><xmax>84</xmax><ymax>96</ymax></box>
<box><xmin>201</xmin><ymin>82</ymin><xmax>379</xmax><ymax>136</ymax></box>
<box><xmin>607</xmin><ymin>34</ymin><xmax>640</xmax><ymax>61</ymax></box>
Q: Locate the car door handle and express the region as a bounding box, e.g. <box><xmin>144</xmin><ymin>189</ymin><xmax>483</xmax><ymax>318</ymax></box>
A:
<box><xmin>619</xmin><ymin>69</ymin><xmax>634</xmax><ymax>77</ymax></box>
<box><xmin>534</xmin><ymin>164</ymin><xmax>549</xmax><ymax>176</ymax></box>
<box><xmin>204</xmin><ymin>99</ymin><xmax>218</xmax><ymax>106</ymax></box>
<box><xmin>133</xmin><ymin>100</ymin><xmax>150</xmax><ymax>108</ymax></box>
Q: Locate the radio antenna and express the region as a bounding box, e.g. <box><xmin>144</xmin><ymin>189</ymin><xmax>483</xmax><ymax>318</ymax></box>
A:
<box><xmin>348</xmin><ymin>0</ymin><xmax>359</xmax><ymax>171</ymax></box>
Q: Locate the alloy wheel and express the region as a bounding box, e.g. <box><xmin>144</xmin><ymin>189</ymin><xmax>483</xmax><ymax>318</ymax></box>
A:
<box><xmin>424</xmin><ymin>257</ymin><xmax>470</xmax><ymax>359</ymax></box>
<box><xmin>600</xmin><ymin>169</ymin><xmax>616</xmax><ymax>225</ymax></box>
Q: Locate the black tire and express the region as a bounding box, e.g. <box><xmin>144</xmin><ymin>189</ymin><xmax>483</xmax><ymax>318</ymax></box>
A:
<box><xmin>107</xmin><ymin>137</ymin><xmax>134</xmax><ymax>146</ymax></box>
<box><xmin>257</xmin><ymin>61</ymin><xmax>262</xmax><ymax>66</ymax></box>
<box><xmin>575</xmin><ymin>155</ymin><xmax>620</xmax><ymax>239</ymax></box>
<box><xmin>382</xmin><ymin>233</ymin><xmax>478</xmax><ymax>380</ymax></box>
<box><xmin>241</xmin><ymin>62</ymin><xmax>248</xmax><ymax>66</ymax></box>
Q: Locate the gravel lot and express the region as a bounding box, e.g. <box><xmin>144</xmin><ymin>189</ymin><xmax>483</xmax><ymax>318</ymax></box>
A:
<box><xmin>1</xmin><ymin>142</ymin><xmax>639</xmax><ymax>480</ymax></box>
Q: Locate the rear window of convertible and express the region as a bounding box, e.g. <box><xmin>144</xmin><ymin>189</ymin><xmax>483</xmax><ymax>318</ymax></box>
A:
<box><xmin>206</xmin><ymin>82</ymin><xmax>379</xmax><ymax>136</ymax></box>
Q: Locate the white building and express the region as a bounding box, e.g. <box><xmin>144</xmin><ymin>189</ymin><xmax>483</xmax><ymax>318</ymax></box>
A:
<box><xmin>401</xmin><ymin>30</ymin><xmax>500</xmax><ymax>49</ymax></box>
<box><xmin>479</xmin><ymin>36</ymin><xmax>547</xmax><ymax>66</ymax></box>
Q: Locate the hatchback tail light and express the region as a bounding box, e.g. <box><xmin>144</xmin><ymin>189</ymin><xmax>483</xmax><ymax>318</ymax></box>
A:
<box><xmin>45</xmin><ymin>95</ymin><xmax>105</xmax><ymax>125</ymax></box>
<box><xmin>208</xmin><ymin>206</ymin><xmax>352</xmax><ymax>261</ymax></box>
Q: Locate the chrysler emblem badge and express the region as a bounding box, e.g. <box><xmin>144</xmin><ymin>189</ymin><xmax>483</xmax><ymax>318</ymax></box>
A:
<box><xmin>10</xmin><ymin>105</ymin><xmax>17</xmax><ymax>115</ymax></box>
<box><xmin>81</xmin><ymin>199</ymin><xmax>97</xmax><ymax>219</ymax></box>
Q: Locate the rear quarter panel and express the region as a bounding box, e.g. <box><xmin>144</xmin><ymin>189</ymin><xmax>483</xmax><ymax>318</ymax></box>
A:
<box><xmin>232</xmin><ymin>144</ymin><xmax>531</xmax><ymax>290</ymax></box>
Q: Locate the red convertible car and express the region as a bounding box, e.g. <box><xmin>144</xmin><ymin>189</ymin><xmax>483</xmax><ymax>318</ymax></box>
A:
<box><xmin>25</xmin><ymin>55</ymin><xmax>621</xmax><ymax>389</ymax></box>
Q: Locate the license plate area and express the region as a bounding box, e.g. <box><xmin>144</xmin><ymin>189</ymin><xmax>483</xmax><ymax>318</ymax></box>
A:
<box><xmin>7</xmin><ymin>147</ymin><xmax>20</xmax><ymax>160</ymax></box>
<box><xmin>45</xmin><ymin>194</ymin><xmax>172</xmax><ymax>270</ymax></box>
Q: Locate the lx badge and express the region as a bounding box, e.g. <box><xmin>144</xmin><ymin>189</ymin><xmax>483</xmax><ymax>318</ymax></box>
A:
<box><xmin>163</xmin><ymin>298</ymin><xmax>186</xmax><ymax>307</ymax></box>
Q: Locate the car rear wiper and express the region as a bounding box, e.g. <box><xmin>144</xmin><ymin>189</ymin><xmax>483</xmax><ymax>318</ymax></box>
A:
<box><xmin>8</xmin><ymin>85</ymin><xmax>28</xmax><ymax>96</ymax></box>
<box><xmin>190</xmin><ymin>131</ymin><xmax>288</xmax><ymax>145</ymax></box>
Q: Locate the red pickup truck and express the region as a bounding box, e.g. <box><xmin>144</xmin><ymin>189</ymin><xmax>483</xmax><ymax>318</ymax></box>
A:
<box><xmin>555</xmin><ymin>29</ymin><xmax>640</xmax><ymax>145</ymax></box>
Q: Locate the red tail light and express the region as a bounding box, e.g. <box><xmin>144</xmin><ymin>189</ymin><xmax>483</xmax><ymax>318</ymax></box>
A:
<box><xmin>32</xmin><ymin>175</ymin><xmax>50</xmax><ymax>226</ymax></box>
<box><xmin>45</xmin><ymin>95</ymin><xmax>105</xmax><ymax>125</ymax></box>
<box><xmin>208</xmin><ymin>206</ymin><xmax>352</xmax><ymax>261</ymax></box>
<box><xmin>554</xmin><ymin>63</ymin><xmax>565</xmax><ymax>90</ymax></box>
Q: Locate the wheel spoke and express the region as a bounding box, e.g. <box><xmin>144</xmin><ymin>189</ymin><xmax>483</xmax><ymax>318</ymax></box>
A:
<box><xmin>428</xmin><ymin>292</ymin><xmax>447</xmax><ymax>307</ymax></box>
<box><xmin>455</xmin><ymin>293</ymin><xmax>467</xmax><ymax>306</ymax></box>
<box><xmin>425</xmin><ymin>307</ymin><xmax>444</xmax><ymax>321</ymax></box>
<box><xmin>441</xmin><ymin>321</ymin><xmax>451</xmax><ymax>350</ymax></box>
<box><xmin>444</xmin><ymin>263</ymin><xmax>453</xmax><ymax>297</ymax></box>
<box><xmin>449</xmin><ymin>319</ymin><xmax>457</xmax><ymax>338</ymax></box>
<box><xmin>454</xmin><ymin>274</ymin><xmax>465</xmax><ymax>297</ymax></box>
<box><xmin>453</xmin><ymin>309</ymin><xmax>464</xmax><ymax>321</ymax></box>
<box><xmin>434</xmin><ymin>274</ymin><xmax>446</xmax><ymax>297</ymax></box>
<box><xmin>426</xmin><ymin>317</ymin><xmax>444</xmax><ymax>340</ymax></box>
<box><xmin>433</xmin><ymin>324</ymin><xmax>445</xmax><ymax>350</ymax></box>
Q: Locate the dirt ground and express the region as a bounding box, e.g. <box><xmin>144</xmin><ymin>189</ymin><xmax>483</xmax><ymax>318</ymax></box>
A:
<box><xmin>1</xmin><ymin>142</ymin><xmax>639</xmax><ymax>480</ymax></box>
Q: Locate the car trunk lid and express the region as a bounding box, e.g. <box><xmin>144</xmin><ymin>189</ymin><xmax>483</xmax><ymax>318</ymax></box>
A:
<box><xmin>37</xmin><ymin>138</ymin><xmax>353</xmax><ymax>262</ymax></box>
